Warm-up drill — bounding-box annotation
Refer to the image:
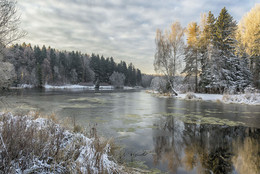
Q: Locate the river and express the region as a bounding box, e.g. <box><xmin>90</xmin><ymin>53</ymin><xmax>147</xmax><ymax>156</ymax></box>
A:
<box><xmin>1</xmin><ymin>89</ymin><xmax>260</xmax><ymax>173</ymax></box>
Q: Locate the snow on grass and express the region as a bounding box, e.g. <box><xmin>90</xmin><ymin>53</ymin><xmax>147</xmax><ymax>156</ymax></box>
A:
<box><xmin>177</xmin><ymin>92</ymin><xmax>260</xmax><ymax>105</ymax></box>
<box><xmin>0</xmin><ymin>112</ymin><xmax>121</xmax><ymax>174</ymax></box>
<box><xmin>10</xmin><ymin>84</ymin><xmax>34</xmax><ymax>89</ymax></box>
<box><xmin>177</xmin><ymin>93</ymin><xmax>223</xmax><ymax>101</ymax></box>
<box><xmin>44</xmin><ymin>84</ymin><xmax>115</xmax><ymax>90</ymax></box>
<box><xmin>10</xmin><ymin>84</ymin><xmax>140</xmax><ymax>91</ymax></box>
<box><xmin>148</xmin><ymin>90</ymin><xmax>260</xmax><ymax>105</ymax></box>
<box><xmin>44</xmin><ymin>84</ymin><xmax>94</xmax><ymax>89</ymax></box>
<box><xmin>222</xmin><ymin>93</ymin><xmax>260</xmax><ymax>105</ymax></box>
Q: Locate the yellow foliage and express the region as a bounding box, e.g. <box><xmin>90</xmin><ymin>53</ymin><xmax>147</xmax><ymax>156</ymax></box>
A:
<box><xmin>237</xmin><ymin>4</ymin><xmax>260</xmax><ymax>56</ymax></box>
<box><xmin>186</xmin><ymin>22</ymin><xmax>200</xmax><ymax>48</ymax></box>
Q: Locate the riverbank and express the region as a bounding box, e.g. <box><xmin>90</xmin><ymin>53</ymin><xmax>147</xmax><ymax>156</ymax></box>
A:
<box><xmin>147</xmin><ymin>90</ymin><xmax>260</xmax><ymax>105</ymax></box>
<box><xmin>10</xmin><ymin>84</ymin><xmax>141</xmax><ymax>90</ymax></box>
<box><xmin>0</xmin><ymin>112</ymin><xmax>122</xmax><ymax>173</ymax></box>
<box><xmin>0</xmin><ymin>112</ymin><xmax>157</xmax><ymax>174</ymax></box>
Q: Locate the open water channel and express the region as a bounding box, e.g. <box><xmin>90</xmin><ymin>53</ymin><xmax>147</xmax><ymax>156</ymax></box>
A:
<box><xmin>1</xmin><ymin>89</ymin><xmax>260</xmax><ymax>173</ymax></box>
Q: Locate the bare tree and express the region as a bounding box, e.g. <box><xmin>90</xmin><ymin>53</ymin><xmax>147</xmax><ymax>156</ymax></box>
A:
<box><xmin>0</xmin><ymin>0</ymin><xmax>26</xmax><ymax>48</ymax></box>
<box><xmin>154</xmin><ymin>22</ymin><xmax>185</xmax><ymax>95</ymax></box>
<box><xmin>0</xmin><ymin>0</ymin><xmax>26</xmax><ymax>89</ymax></box>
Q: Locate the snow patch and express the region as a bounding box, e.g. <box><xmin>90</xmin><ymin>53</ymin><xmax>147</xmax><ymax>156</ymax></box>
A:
<box><xmin>44</xmin><ymin>84</ymin><xmax>115</xmax><ymax>90</ymax></box>
<box><xmin>10</xmin><ymin>84</ymin><xmax>34</xmax><ymax>89</ymax></box>
<box><xmin>222</xmin><ymin>93</ymin><xmax>260</xmax><ymax>105</ymax></box>
<box><xmin>177</xmin><ymin>92</ymin><xmax>260</xmax><ymax>105</ymax></box>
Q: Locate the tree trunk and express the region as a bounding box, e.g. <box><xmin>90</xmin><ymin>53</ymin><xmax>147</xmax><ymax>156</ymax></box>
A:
<box><xmin>167</xmin><ymin>78</ymin><xmax>178</xmax><ymax>96</ymax></box>
<box><xmin>195</xmin><ymin>50</ymin><xmax>198</xmax><ymax>93</ymax></box>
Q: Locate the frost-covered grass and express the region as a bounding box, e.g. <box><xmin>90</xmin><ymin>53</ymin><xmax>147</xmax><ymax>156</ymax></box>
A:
<box><xmin>222</xmin><ymin>93</ymin><xmax>260</xmax><ymax>105</ymax></box>
<box><xmin>0</xmin><ymin>112</ymin><xmax>122</xmax><ymax>174</ymax></box>
<box><xmin>178</xmin><ymin>92</ymin><xmax>260</xmax><ymax>105</ymax></box>
<box><xmin>147</xmin><ymin>90</ymin><xmax>260</xmax><ymax>105</ymax></box>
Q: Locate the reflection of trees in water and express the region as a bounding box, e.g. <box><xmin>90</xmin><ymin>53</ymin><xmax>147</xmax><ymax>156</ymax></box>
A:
<box><xmin>232</xmin><ymin>129</ymin><xmax>260</xmax><ymax>174</ymax></box>
<box><xmin>153</xmin><ymin>116</ymin><xmax>183</xmax><ymax>173</ymax></box>
<box><xmin>152</xmin><ymin>115</ymin><xmax>260</xmax><ymax>174</ymax></box>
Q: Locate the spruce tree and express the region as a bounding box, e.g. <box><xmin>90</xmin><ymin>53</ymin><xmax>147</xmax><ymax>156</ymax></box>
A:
<box><xmin>41</xmin><ymin>45</ymin><xmax>47</xmax><ymax>64</ymax></box>
<box><xmin>182</xmin><ymin>22</ymin><xmax>200</xmax><ymax>92</ymax></box>
<box><xmin>199</xmin><ymin>11</ymin><xmax>216</xmax><ymax>92</ymax></box>
<box><xmin>214</xmin><ymin>7</ymin><xmax>237</xmax><ymax>57</ymax></box>
<box><xmin>36</xmin><ymin>64</ymin><xmax>43</xmax><ymax>87</ymax></box>
<box><xmin>50</xmin><ymin>48</ymin><xmax>56</xmax><ymax>82</ymax></box>
<box><xmin>204</xmin><ymin>8</ymin><xmax>251</xmax><ymax>93</ymax></box>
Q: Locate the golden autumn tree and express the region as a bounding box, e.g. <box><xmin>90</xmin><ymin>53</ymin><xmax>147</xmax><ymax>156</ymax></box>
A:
<box><xmin>237</xmin><ymin>4</ymin><xmax>260</xmax><ymax>88</ymax></box>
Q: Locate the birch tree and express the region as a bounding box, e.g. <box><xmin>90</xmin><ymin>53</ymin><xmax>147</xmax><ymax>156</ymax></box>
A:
<box><xmin>0</xmin><ymin>0</ymin><xmax>25</xmax><ymax>89</ymax></box>
<box><xmin>154</xmin><ymin>22</ymin><xmax>185</xmax><ymax>95</ymax></box>
<box><xmin>0</xmin><ymin>0</ymin><xmax>26</xmax><ymax>48</ymax></box>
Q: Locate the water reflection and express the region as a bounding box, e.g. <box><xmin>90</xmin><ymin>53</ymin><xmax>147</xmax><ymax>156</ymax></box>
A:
<box><xmin>153</xmin><ymin>116</ymin><xmax>260</xmax><ymax>174</ymax></box>
<box><xmin>1</xmin><ymin>89</ymin><xmax>260</xmax><ymax>173</ymax></box>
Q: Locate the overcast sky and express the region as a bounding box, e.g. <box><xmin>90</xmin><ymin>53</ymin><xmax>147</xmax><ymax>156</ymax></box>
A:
<box><xmin>17</xmin><ymin>0</ymin><xmax>258</xmax><ymax>74</ymax></box>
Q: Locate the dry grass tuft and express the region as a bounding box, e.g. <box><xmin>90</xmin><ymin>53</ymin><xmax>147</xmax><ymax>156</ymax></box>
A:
<box><xmin>0</xmin><ymin>112</ymin><xmax>121</xmax><ymax>173</ymax></box>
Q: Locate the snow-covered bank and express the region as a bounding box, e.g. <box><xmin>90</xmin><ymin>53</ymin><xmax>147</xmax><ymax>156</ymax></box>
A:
<box><xmin>177</xmin><ymin>92</ymin><xmax>260</xmax><ymax>105</ymax></box>
<box><xmin>44</xmin><ymin>84</ymin><xmax>114</xmax><ymax>90</ymax></box>
<box><xmin>0</xmin><ymin>112</ymin><xmax>122</xmax><ymax>174</ymax></box>
<box><xmin>147</xmin><ymin>90</ymin><xmax>260</xmax><ymax>105</ymax></box>
<box><xmin>10</xmin><ymin>84</ymin><xmax>140</xmax><ymax>90</ymax></box>
<box><xmin>10</xmin><ymin>84</ymin><xmax>34</xmax><ymax>89</ymax></box>
<box><xmin>177</xmin><ymin>93</ymin><xmax>223</xmax><ymax>101</ymax></box>
<box><xmin>44</xmin><ymin>84</ymin><xmax>140</xmax><ymax>90</ymax></box>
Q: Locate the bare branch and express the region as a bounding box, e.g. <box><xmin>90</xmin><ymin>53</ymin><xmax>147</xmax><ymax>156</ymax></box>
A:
<box><xmin>0</xmin><ymin>0</ymin><xmax>26</xmax><ymax>50</ymax></box>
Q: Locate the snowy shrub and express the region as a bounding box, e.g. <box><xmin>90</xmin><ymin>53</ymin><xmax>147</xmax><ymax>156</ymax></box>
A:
<box><xmin>222</xmin><ymin>93</ymin><xmax>260</xmax><ymax>105</ymax></box>
<box><xmin>150</xmin><ymin>77</ymin><xmax>167</xmax><ymax>93</ymax></box>
<box><xmin>185</xmin><ymin>92</ymin><xmax>196</xmax><ymax>99</ymax></box>
<box><xmin>185</xmin><ymin>92</ymin><xmax>202</xmax><ymax>100</ymax></box>
<box><xmin>109</xmin><ymin>71</ymin><xmax>125</xmax><ymax>88</ymax></box>
<box><xmin>0</xmin><ymin>112</ymin><xmax>121</xmax><ymax>174</ymax></box>
<box><xmin>244</xmin><ymin>86</ymin><xmax>259</xmax><ymax>93</ymax></box>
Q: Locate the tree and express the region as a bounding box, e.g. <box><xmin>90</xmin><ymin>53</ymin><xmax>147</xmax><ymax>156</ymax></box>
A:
<box><xmin>109</xmin><ymin>71</ymin><xmax>125</xmax><ymax>88</ymax></box>
<box><xmin>141</xmin><ymin>74</ymin><xmax>153</xmax><ymax>88</ymax></box>
<box><xmin>49</xmin><ymin>48</ymin><xmax>57</xmax><ymax>81</ymax></box>
<box><xmin>41</xmin><ymin>45</ymin><xmax>47</xmax><ymax>64</ymax></box>
<box><xmin>0</xmin><ymin>0</ymin><xmax>26</xmax><ymax>48</ymax></box>
<box><xmin>200</xmin><ymin>8</ymin><xmax>251</xmax><ymax>93</ymax></box>
<box><xmin>199</xmin><ymin>11</ymin><xmax>216</xmax><ymax>92</ymax></box>
<box><xmin>0</xmin><ymin>0</ymin><xmax>25</xmax><ymax>89</ymax></box>
<box><xmin>236</xmin><ymin>4</ymin><xmax>260</xmax><ymax>88</ymax></box>
<box><xmin>154</xmin><ymin>22</ymin><xmax>185</xmax><ymax>95</ymax></box>
<box><xmin>214</xmin><ymin>7</ymin><xmax>237</xmax><ymax>57</ymax></box>
<box><xmin>168</xmin><ymin>22</ymin><xmax>185</xmax><ymax>79</ymax></box>
<box><xmin>136</xmin><ymin>69</ymin><xmax>142</xmax><ymax>85</ymax></box>
<box><xmin>0</xmin><ymin>53</ymin><xmax>16</xmax><ymax>89</ymax></box>
<box><xmin>150</xmin><ymin>77</ymin><xmax>167</xmax><ymax>93</ymax></box>
<box><xmin>3</xmin><ymin>42</ymin><xmax>142</xmax><ymax>87</ymax></box>
<box><xmin>34</xmin><ymin>46</ymin><xmax>41</xmax><ymax>64</ymax></box>
<box><xmin>182</xmin><ymin>22</ymin><xmax>200</xmax><ymax>92</ymax></box>
<box><xmin>36</xmin><ymin>64</ymin><xmax>43</xmax><ymax>87</ymax></box>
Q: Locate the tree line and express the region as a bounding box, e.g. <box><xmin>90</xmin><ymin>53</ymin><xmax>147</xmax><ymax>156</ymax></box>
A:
<box><xmin>155</xmin><ymin>5</ymin><xmax>260</xmax><ymax>94</ymax></box>
<box><xmin>3</xmin><ymin>43</ymin><xmax>142</xmax><ymax>87</ymax></box>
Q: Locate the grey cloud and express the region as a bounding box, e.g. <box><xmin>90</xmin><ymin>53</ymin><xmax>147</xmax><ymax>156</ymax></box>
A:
<box><xmin>17</xmin><ymin>0</ymin><xmax>258</xmax><ymax>74</ymax></box>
